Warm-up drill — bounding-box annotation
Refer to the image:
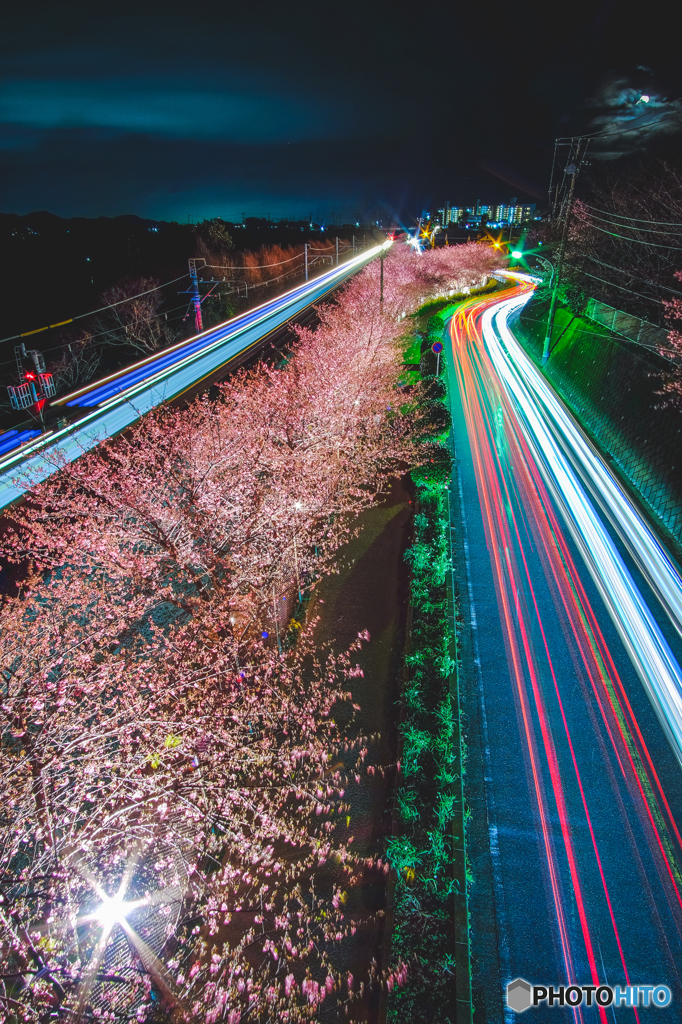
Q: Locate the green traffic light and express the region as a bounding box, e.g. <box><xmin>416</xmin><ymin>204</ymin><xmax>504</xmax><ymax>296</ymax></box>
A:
<box><xmin>511</xmin><ymin>250</ymin><xmax>523</xmax><ymax>258</ymax></box>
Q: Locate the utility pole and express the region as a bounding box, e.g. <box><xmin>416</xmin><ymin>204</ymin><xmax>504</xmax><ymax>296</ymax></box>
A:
<box><xmin>380</xmin><ymin>250</ymin><xmax>385</xmax><ymax>311</ymax></box>
<box><xmin>188</xmin><ymin>259</ymin><xmax>204</xmax><ymax>334</ymax></box>
<box><xmin>304</xmin><ymin>243</ymin><xmax>309</xmax><ymax>282</ymax></box>
<box><xmin>335</xmin><ymin>236</ymin><xmax>339</xmax><ymax>266</ymax></box>
<box><xmin>542</xmin><ymin>140</ymin><xmax>583</xmax><ymax>365</ymax></box>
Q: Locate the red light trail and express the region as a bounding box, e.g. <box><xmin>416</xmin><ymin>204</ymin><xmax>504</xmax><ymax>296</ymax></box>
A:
<box><xmin>448</xmin><ymin>288</ymin><xmax>682</xmax><ymax>1015</ymax></box>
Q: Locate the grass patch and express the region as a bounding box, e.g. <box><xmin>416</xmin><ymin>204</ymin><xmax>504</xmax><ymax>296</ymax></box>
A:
<box><xmin>387</xmin><ymin>307</ymin><xmax>460</xmax><ymax>1022</ymax></box>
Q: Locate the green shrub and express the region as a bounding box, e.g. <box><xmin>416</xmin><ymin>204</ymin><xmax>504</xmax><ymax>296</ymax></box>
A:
<box><xmin>388</xmin><ymin>459</ymin><xmax>459</xmax><ymax>1017</ymax></box>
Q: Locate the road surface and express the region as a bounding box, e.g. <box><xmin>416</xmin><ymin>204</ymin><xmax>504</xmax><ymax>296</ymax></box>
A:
<box><xmin>447</xmin><ymin>285</ymin><xmax>682</xmax><ymax>1021</ymax></box>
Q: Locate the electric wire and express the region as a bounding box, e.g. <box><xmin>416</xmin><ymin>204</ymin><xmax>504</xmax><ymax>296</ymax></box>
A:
<box><xmin>579</xmin><ymin>209</ymin><xmax>682</xmax><ymax>237</ymax></box>
<box><xmin>578</xmin><ymin>219</ymin><xmax>682</xmax><ymax>251</ymax></box>
<box><xmin>0</xmin><ymin>274</ymin><xmax>191</xmax><ymax>348</ymax></box>
<box><xmin>0</xmin><ymin>302</ymin><xmax>194</xmax><ymax>372</ymax></box>
<box><xmin>556</xmin><ymin>104</ymin><xmax>682</xmax><ymax>143</ymax></box>
<box><xmin>204</xmin><ymin>243</ymin><xmax>354</xmax><ymax>275</ymax></box>
<box><xmin>580</xmin><ymin>271</ymin><xmax>666</xmax><ymax>306</ymax></box>
<box><xmin>582</xmin><ymin>204</ymin><xmax>682</xmax><ymax>229</ymax></box>
<box><xmin>2</xmin><ymin>244</ymin><xmax>359</xmax><ymax>350</ymax></box>
<box><xmin>580</xmin><ymin>254</ymin><xmax>682</xmax><ymax>298</ymax></box>
<box><xmin>1</xmin><ymin>248</ymin><xmax>358</xmax><ymax>374</ymax></box>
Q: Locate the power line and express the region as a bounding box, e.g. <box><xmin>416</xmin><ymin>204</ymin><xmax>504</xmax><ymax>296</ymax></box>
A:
<box><xmin>580</xmin><ymin>270</ymin><xmax>665</xmax><ymax>305</ymax></box>
<box><xmin>582</xmin><ymin>203</ymin><xmax>682</xmax><ymax>228</ymax></box>
<box><xmin>579</xmin><ymin>218</ymin><xmax>682</xmax><ymax>251</ymax></box>
<box><xmin>555</xmin><ymin>104</ymin><xmax>682</xmax><ymax>143</ymax></box>
<box><xmin>579</xmin><ymin>254</ymin><xmax>682</xmax><ymax>297</ymax></box>
<box><xmin>0</xmin><ymin>274</ymin><xmax>190</xmax><ymax>348</ymax></box>
<box><xmin>579</xmin><ymin>208</ymin><xmax>682</xmax><ymax>236</ymax></box>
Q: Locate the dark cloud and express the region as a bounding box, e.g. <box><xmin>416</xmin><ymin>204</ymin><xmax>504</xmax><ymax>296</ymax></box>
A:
<box><xmin>584</xmin><ymin>74</ymin><xmax>682</xmax><ymax>159</ymax></box>
<box><xmin>0</xmin><ymin>70</ymin><xmax>340</xmax><ymax>143</ymax></box>
<box><xmin>1</xmin><ymin>0</ymin><xmax>682</xmax><ymax>221</ymax></box>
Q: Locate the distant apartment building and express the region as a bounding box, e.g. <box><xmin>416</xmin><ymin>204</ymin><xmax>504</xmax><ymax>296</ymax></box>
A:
<box><xmin>441</xmin><ymin>199</ymin><xmax>536</xmax><ymax>226</ymax></box>
<box><xmin>491</xmin><ymin>201</ymin><xmax>536</xmax><ymax>225</ymax></box>
<box><xmin>446</xmin><ymin>206</ymin><xmax>475</xmax><ymax>225</ymax></box>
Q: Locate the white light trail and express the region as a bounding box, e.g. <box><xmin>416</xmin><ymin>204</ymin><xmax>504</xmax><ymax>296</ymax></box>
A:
<box><xmin>480</xmin><ymin>292</ymin><xmax>682</xmax><ymax>768</ymax></box>
<box><xmin>0</xmin><ymin>244</ymin><xmax>387</xmax><ymax>511</ymax></box>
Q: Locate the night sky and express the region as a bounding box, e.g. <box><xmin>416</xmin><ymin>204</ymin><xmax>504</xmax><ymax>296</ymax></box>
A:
<box><xmin>1</xmin><ymin>0</ymin><xmax>681</xmax><ymax>225</ymax></box>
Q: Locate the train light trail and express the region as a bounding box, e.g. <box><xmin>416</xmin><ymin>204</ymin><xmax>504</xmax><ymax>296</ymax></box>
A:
<box><xmin>0</xmin><ymin>243</ymin><xmax>388</xmax><ymax>512</ymax></box>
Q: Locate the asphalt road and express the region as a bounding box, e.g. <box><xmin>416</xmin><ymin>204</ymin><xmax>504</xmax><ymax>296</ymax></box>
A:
<box><xmin>446</xmin><ymin>287</ymin><xmax>682</xmax><ymax>1023</ymax></box>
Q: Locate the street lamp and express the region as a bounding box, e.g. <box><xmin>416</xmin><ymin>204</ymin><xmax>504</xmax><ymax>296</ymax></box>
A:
<box><xmin>526</xmin><ymin>252</ymin><xmax>555</xmax><ymax>289</ymax></box>
<box><xmin>510</xmin><ymin>249</ymin><xmax>555</xmax><ymax>287</ymax></box>
<box><xmin>95</xmin><ymin>894</ymin><xmax>129</xmax><ymax>929</ymax></box>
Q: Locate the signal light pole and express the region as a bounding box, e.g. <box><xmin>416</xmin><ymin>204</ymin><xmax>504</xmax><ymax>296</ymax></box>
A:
<box><xmin>7</xmin><ymin>344</ymin><xmax>56</xmax><ymax>422</ymax></box>
<box><xmin>188</xmin><ymin>259</ymin><xmax>204</xmax><ymax>334</ymax></box>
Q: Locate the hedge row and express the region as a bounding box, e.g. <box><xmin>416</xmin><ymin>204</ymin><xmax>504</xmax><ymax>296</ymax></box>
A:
<box><xmin>387</xmin><ymin>309</ymin><xmax>460</xmax><ymax>1022</ymax></box>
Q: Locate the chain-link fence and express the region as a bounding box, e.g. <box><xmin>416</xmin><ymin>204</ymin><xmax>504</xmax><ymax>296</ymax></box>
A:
<box><xmin>585</xmin><ymin>298</ymin><xmax>678</xmax><ymax>361</ymax></box>
<box><xmin>515</xmin><ymin>298</ymin><xmax>682</xmax><ymax>552</ymax></box>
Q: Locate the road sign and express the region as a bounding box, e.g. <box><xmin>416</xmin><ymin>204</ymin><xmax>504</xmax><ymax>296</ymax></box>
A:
<box><xmin>432</xmin><ymin>341</ymin><xmax>443</xmax><ymax>353</ymax></box>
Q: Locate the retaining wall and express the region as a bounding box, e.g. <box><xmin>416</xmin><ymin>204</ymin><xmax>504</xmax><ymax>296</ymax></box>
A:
<box><xmin>513</xmin><ymin>297</ymin><xmax>682</xmax><ymax>552</ymax></box>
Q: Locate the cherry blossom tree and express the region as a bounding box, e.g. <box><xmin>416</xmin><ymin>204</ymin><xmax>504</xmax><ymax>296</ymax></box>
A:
<box><xmin>654</xmin><ymin>269</ymin><xmax>682</xmax><ymax>407</ymax></box>
<box><xmin>418</xmin><ymin>239</ymin><xmax>502</xmax><ymax>297</ymax></box>
<box><xmin>0</xmin><ymin>558</ymin><xmax>385</xmax><ymax>1021</ymax></box>
<box><xmin>0</xmin><ymin>241</ymin><xmax>498</xmax><ymax>1022</ymax></box>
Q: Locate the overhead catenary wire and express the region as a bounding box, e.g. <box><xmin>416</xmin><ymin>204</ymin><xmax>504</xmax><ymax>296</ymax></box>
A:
<box><xmin>1</xmin><ymin>241</ymin><xmax>358</xmax><ymax>349</ymax></box>
<box><xmin>0</xmin><ymin>274</ymin><xmax>191</xmax><ymax>348</ymax></box>
<box><xmin>205</xmin><ymin>251</ymin><xmax>304</xmax><ymax>270</ymax></box>
<box><xmin>203</xmin><ymin>240</ymin><xmax>351</xmax><ymax>274</ymax></box>
<box><xmin>1</xmin><ymin>241</ymin><xmax>360</xmax><ymax>381</ymax></box>
<box><xmin>0</xmin><ymin>259</ymin><xmax>313</xmax><ymax>372</ymax></box>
